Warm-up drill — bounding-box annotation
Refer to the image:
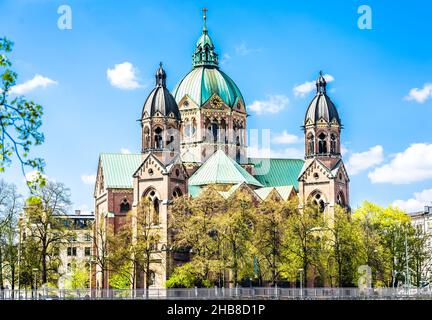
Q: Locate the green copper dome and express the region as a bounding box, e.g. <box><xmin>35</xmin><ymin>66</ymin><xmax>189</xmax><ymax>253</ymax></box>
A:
<box><xmin>172</xmin><ymin>10</ymin><xmax>244</xmax><ymax>109</ymax></box>
<box><xmin>172</xmin><ymin>67</ymin><xmax>244</xmax><ymax>108</ymax></box>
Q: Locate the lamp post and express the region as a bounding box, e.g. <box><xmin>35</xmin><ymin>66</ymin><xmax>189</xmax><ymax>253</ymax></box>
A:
<box><xmin>32</xmin><ymin>268</ymin><xmax>38</xmax><ymax>300</ymax></box>
<box><xmin>298</xmin><ymin>269</ymin><xmax>304</xmax><ymax>299</ymax></box>
<box><xmin>405</xmin><ymin>228</ymin><xmax>410</xmax><ymax>290</ymax></box>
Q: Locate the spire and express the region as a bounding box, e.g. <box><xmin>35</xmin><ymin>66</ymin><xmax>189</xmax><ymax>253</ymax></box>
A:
<box><xmin>203</xmin><ymin>7</ymin><xmax>208</xmax><ymax>34</ymax></box>
<box><xmin>192</xmin><ymin>8</ymin><xmax>219</xmax><ymax>68</ymax></box>
<box><xmin>316</xmin><ymin>70</ymin><xmax>327</xmax><ymax>94</ymax></box>
<box><xmin>155</xmin><ymin>62</ymin><xmax>166</xmax><ymax>87</ymax></box>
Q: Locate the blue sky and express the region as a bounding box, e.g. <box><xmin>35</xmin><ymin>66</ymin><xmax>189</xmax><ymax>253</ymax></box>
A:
<box><xmin>1</xmin><ymin>0</ymin><xmax>432</xmax><ymax>213</ymax></box>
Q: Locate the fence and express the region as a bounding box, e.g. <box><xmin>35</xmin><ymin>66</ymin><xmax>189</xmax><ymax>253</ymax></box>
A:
<box><xmin>0</xmin><ymin>287</ymin><xmax>431</xmax><ymax>300</ymax></box>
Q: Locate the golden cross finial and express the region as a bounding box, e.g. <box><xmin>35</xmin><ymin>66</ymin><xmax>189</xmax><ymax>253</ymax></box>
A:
<box><xmin>203</xmin><ymin>7</ymin><xmax>208</xmax><ymax>20</ymax></box>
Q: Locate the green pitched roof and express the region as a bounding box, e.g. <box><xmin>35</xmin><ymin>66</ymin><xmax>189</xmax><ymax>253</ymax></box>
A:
<box><xmin>249</xmin><ymin>158</ymin><xmax>304</xmax><ymax>190</ymax></box>
<box><xmin>189</xmin><ymin>150</ymin><xmax>263</xmax><ymax>187</ymax></box>
<box><xmin>100</xmin><ymin>153</ymin><xmax>142</xmax><ymax>188</ymax></box>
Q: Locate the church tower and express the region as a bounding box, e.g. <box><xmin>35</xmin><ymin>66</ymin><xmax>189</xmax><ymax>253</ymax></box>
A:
<box><xmin>298</xmin><ymin>72</ymin><xmax>350</xmax><ymax>217</ymax></box>
<box><xmin>133</xmin><ymin>63</ymin><xmax>188</xmax><ymax>288</ymax></box>
<box><xmin>172</xmin><ymin>9</ymin><xmax>247</xmax><ymax>166</ymax></box>
<box><xmin>141</xmin><ymin>63</ymin><xmax>182</xmax><ymax>161</ymax></box>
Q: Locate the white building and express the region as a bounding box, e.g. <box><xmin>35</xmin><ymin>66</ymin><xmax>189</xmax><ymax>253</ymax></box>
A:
<box><xmin>409</xmin><ymin>206</ymin><xmax>432</xmax><ymax>285</ymax></box>
<box><xmin>57</xmin><ymin>210</ymin><xmax>94</xmax><ymax>289</ymax></box>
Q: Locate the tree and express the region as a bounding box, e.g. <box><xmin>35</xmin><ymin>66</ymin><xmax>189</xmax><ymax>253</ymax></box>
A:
<box><xmin>92</xmin><ymin>215</ymin><xmax>115</xmax><ymax>290</ymax></box>
<box><xmin>65</xmin><ymin>262</ymin><xmax>90</xmax><ymax>289</ymax></box>
<box><xmin>170</xmin><ymin>186</ymin><xmax>226</xmax><ymax>287</ymax></box>
<box><xmin>0</xmin><ymin>38</ymin><xmax>44</xmax><ymax>182</ymax></box>
<box><xmin>110</xmin><ymin>198</ymin><xmax>162</xmax><ymax>294</ymax></box>
<box><xmin>284</xmin><ymin>201</ymin><xmax>327</xmax><ymax>287</ymax></box>
<box><xmin>0</xmin><ymin>180</ymin><xmax>22</xmax><ymax>290</ymax></box>
<box><xmin>23</xmin><ymin>181</ymin><xmax>71</xmax><ymax>285</ymax></box>
<box><xmin>353</xmin><ymin>201</ymin><xmax>411</xmax><ymax>287</ymax></box>
<box><xmin>327</xmin><ymin>205</ymin><xmax>363</xmax><ymax>287</ymax></box>
<box><xmin>409</xmin><ymin>224</ymin><xmax>432</xmax><ymax>287</ymax></box>
<box><xmin>253</xmin><ymin>195</ymin><xmax>294</xmax><ymax>286</ymax></box>
<box><xmin>216</xmin><ymin>191</ymin><xmax>255</xmax><ymax>286</ymax></box>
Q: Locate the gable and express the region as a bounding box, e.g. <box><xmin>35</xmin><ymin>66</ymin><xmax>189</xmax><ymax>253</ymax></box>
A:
<box><xmin>331</xmin><ymin>160</ymin><xmax>350</xmax><ymax>183</ymax></box>
<box><xmin>178</xmin><ymin>95</ymin><xmax>199</xmax><ymax>110</ymax></box>
<box><xmin>189</xmin><ymin>150</ymin><xmax>263</xmax><ymax>187</ymax></box>
<box><xmin>201</xmin><ymin>93</ymin><xmax>230</xmax><ymax>111</ymax></box>
<box><xmin>133</xmin><ymin>154</ymin><xmax>167</xmax><ymax>180</ymax></box>
<box><xmin>298</xmin><ymin>159</ymin><xmax>333</xmax><ymax>183</ymax></box>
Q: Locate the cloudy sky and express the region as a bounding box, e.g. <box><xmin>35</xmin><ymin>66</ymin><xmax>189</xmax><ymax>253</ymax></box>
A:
<box><xmin>0</xmin><ymin>0</ymin><xmax>431</xmax><ymax>213</ymax></box>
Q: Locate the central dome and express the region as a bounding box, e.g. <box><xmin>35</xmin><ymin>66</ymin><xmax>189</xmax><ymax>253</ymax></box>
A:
<box><xmin>172</xmin><ymin>67</ymin><xmax>244</xmax><ymax>108</ymax></box>
<box><xmin>172</xmin><ymin>11</ymin><xmax>244</xmax><ymax>109</ymax></box>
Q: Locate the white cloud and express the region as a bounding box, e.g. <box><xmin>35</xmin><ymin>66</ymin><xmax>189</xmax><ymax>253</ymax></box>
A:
<box><xmin>346</xmin><ymin>145</ymin><xmax>384</xmax><ymax>175</ymax></box>
<box><xmin>341</xmin><ymin>144</ymin><xmax>349</xmax><ymax>156</ymax></box>
<box><xmin>393</xmin><ymin>189</ymin><xmax>432</xmax><ymax>213</ymax></box>
<box><xmin>293</xmin><ymin>74</ymin><xmax>335</xmax><ymax>98</ymax></box>
<box><xmin>235</xmin><ymin>42</ymin><xmax>261</xmax><ymax>56</ymax></box>
<box><xmin>81</xmin><ymin>174</ymin><xmax>96</xmax><ymax>185</ymax></box>
<box><xmin>220</xmin><ymin>53</ymin><xmax>231</xmax><ymax>65</ymax></box>
<box><xmin>120</xmin><ymin>148</ymin><xmax>131</xmax><ymax>154</ymax></box>
<box><xmin>247</xmin><ymin>146</ymin><xmax>303</xmax><ymax>159</ymax></box>
<box><xmin>10</xmin><ymin>74</ymin><xmax>57</xmax><ymax>95</ymax></box>
<box><xmin>247</xmin><ymin>94</ymin><xmax>289</xmax><ymax>115</ymax></box>
<box><xmin>272</xmin><ymin>130</ymin><xmax>300</xmax><ymax>145</ymax></box>
<box><xmin>405</xmin><ymin>83</ymin><xmax>432</xmax><ymax>103</ymax></box>
<box><xmin>369</xmin><ymin>143</ymin><xmax>432</xmax><ymax>184</ymax></box>
<box><xmin>107</xmin><ymin>62</ymin><xmax>141</xmax><ymax>90</ymax></box>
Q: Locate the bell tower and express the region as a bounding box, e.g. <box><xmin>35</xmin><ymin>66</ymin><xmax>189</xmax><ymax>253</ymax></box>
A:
<box><xmin>141</xmin><ymin>63</ymin><xmax>181</xmax><ymax>161</ymax></box>
<box><xmin>298</xmin><ymin>71</ymin><xmax>350</xmax><ymax>216</ymax></box>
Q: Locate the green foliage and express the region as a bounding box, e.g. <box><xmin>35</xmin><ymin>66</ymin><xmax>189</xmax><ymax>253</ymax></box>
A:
<box><xmin>109</xmin><ymin>263</ymin><xmax>133</xmax><ymax>290</ymax></box>
<box><xmin>65</xmin><ymin>263</ymin><xmax>90</xmax><ymax>289</ymax></box>
<box><xmin>170</xmin><ymin>187</ymin><xmax>429</xmax><ymax>289</ymax></box>
<box><xmin>0</xmin><ymin>37</ymin><xmax>45</xmax><ymax>186</ymax></box>
<box><xmin>166</xmin><ymin>261</ymin><xmax>212</xmax><ymax>288</ymax></box>
<box><xmin>22</xmin><ymin>181</ymin><xmax>72</xmax><ymax>285</ymax></box>
<box><xmin>353</xmin><ymin>201</ymin><xmax>414</xmax><ymax>287</ymax></box>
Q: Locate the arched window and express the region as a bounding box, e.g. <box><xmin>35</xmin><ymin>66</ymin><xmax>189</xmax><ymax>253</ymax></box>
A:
<box><xmin>318</xmin><ymin>133</ymin><xmax>327</xmax><ymax>154</ymax></box>
<box><xmin>307</xmin><ymin>133</ymin><xmax>315</xmax><ymax>155</ymax></box>
<box><xmin>221</xmin><ymin>119</ymin><xmax>227</xmax><ymax>144</ymax></box>
<box><xmin>144</xmin><ymin>127</ymin><xmax>150</xmax><ymax>149</ymax></box>
<box><xmin>172</xmin><ymin>188</ymin><xmax>182</xmax><ymax>198</ymax></box>
<box><xmin>337</xmin><ymin>192</ymin><xmax>345</xmax><ymax>207</ymax></box>
<box><xmin>192</xmin><ymin>118</ymin><xmax>197</xmax><ymax>137</ymax></box>
<box><xmin>152</xmin><ymin>197</ymin><xmax>159</xmax><ymax>224</ymax></box>
<box><xmin>154</xmin><ymin>127</ymin><xmax>163</xmax><ymax>149</ymax></box>
<box><xmin>310</xmin><ymin>192</ymin><xmax>326</xmax><ymax>213</ymax></box>
<box><xmin>330</xmin><ymin>134</ymin><xmax>337</xmax><ymax>154</ymax></box>
<box><xmin>143</xmin><ymin>189</ymin><xmax>160</xmax><ymax>225</ymax></box>
<box><xmin>120</xmin><ymin>199</ymin><xmax>130</xmax><ymax>213</ymax></box>
<box><xmin>236</xmin><ymin>136</ymin><xmax>241</xmax><ymax>163</ymax></box>
<box><xmin>67</xmin><ymin>263</ymin><xmax>72</xmax><ymax>273</ymax></box>
<box><xmin>208</xmin><ymin>122</ymin><xmax>219</xmax><ymax>142</ymax></box>
<box><xmin>183</xmin><ymin>118</ymin><xmax>191</xmax><ymax>139</ymax></box>
<box><xmin>149</xmin><ymin>271</ymin><xmax>156</xmax><ymax>286</ymax></box>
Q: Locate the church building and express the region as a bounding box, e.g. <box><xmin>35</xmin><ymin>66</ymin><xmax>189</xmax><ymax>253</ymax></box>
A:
<box><xmin>92</xmin><ymin>10</ymin><xmax>350</xmax><ymax>289</ymax></box>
